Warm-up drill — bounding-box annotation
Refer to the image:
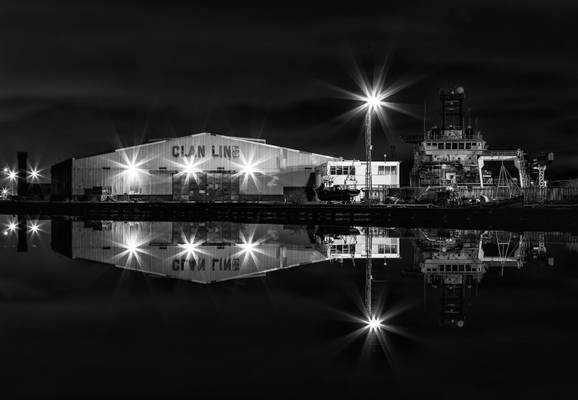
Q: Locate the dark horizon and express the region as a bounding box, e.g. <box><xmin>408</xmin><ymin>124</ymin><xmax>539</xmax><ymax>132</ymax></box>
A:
<box><xmin>1</xmin><ymin>1</ymin><xmax>577</xmax><ymax>181</ymax></box>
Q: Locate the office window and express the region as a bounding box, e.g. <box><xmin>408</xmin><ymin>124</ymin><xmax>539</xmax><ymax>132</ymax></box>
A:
<box><xmin>350</xmin><ymin>166</ymin><xmax>355</xmax><ymax>175</ymax></box>
<box><xmin>378</xmin><ymin>244</ymin><xmax>398</xmax><ymax>254</ymax></box>
<box><xmin>458</xmin><ymin>142</ymin><xmax>464</xmax><ymax>149</ymax></box>
<box><xmin>452</xmin><ymin>142</ymin><xmax>458</xmax><ymax>149</ymax></box>
<box><xmin>384</xmin><ymin>166</ymin><xmax>398</xmax><ymax>175</ymax></box>
<box><xmin>466</xmin><ymin>142</ymin><xmax>471</xmax><ymax>149</ymax></box>
<box><xmin>445</xmin><ymin>142</ymin><xmax>451</xmax><ymax>149</ymax></box>
<box><xmin>379</xmin><ymin>243</ymin><xmax>398</xmax><ymax>254</ymax></box>
<box><xmin>330</xmin><ymin>166</ymin><xmax>336</xmax><ymax>175</ymax></box>
<box><xmin>437</xmin><ymin>142</ymin><xmax>444</xmax><ymax>150</ymax></box>
<box><xmin>378</xmin><ymin>165</ymin><xmax>385</xmax><ymax>175</ymax></box>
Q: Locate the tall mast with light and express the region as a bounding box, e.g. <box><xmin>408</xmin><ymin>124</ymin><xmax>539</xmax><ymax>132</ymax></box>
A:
<box><xmin>362</xmin><ymin>89</ymin><xmax>387</xmax><ymax>205</ymax></box>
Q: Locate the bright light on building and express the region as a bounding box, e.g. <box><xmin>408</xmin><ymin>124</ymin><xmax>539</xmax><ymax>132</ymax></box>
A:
<box><xmin>124</xmin><ymin>161</ymin><xmax>140</xmax><ymax>180</ymax></box>
<box><xmin>233</xmin><ymin>153</ymin><xmax>269</xmax><ymax>188</ymax></box>
<box><xmin>28</xmin><ymin>168</ymin><xmax>41</xmax><ymax>181</ymax></box>
<box><xmin>240</xmin><ymin>161</ymin><xmax>259</xmax><ymax>176</ymax></box>
<box><xmin>7</xmin><ymin>170</ymin><xmax>17</xmax><ymax>181</ymax></box>
<box><xmin>175</xmin><ymin>156</ymin><xmax>204</xmax><ymax>183</ymax></box>
<box><xmin>1</xmin><ymin>187</ymin><xmax>7</xmax><ymax>196</ymax></box>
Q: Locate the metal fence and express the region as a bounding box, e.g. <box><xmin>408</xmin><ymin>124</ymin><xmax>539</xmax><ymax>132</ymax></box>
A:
<box><xmin>379</xmin><ymin>186</ymin><xmax>578</xmax><ymax>204</ymax></box>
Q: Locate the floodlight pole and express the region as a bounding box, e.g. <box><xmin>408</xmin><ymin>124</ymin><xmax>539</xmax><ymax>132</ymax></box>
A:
<box><xmin>364</xmin><ymin>109</ymin><xmax>373</xmax><ymax>318</ymax></box>
<box><xmin>365</xmin><ymin>246</ymin><xmax>373</xmax><ymax>318</ymax></box>
<box><xmin>365</xmin><ymin>110</ymin><xmax>372</xmax><ymax>206</ymax></box>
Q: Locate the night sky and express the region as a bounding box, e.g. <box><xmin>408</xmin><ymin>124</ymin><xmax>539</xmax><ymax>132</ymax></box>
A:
<box><xmin>1</xmin><ymin>1</ymin><xmax>577</xmax><ymax>181</ymax></box>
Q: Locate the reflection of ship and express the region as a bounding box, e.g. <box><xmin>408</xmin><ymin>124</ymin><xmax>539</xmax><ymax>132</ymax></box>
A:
<box><xmin>411</xmin><ymin>229</ymin><xmax>552</xmax><ymax>327</ymax></box>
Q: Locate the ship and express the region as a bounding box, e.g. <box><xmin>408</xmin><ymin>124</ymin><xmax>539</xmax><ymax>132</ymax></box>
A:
<box><xmin>404</xmin><ymin>87</ymin><xmax>552</xmax><ymax>206</ymax></box>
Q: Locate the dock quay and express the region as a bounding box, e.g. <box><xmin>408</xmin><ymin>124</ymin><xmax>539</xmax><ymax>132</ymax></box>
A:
<box><xmin>1</xmin><ymin>201</ymin><xmax>576</xmax><ymax>232</ymax></box>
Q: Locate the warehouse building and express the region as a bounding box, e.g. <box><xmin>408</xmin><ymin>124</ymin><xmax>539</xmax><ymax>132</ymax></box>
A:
<box><xmin>51</xmin><ymin>132</ymin><xmax>400</xmax><ymax>202</ymax></box>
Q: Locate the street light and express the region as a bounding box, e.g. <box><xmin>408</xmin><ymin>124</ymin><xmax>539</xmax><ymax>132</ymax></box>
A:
<box><xmin>365</xmin><ymin>315</ymin><xmax>383</xmax><ymax>332</ymax></box>
<box><xmin>331</xmin><ymin>66</ymin><xmax>416</xmax><ymax>204</ymax></box>
<box><xmin>360</xmin><ymin>87</ymin><xmax>389</xmax><ymax>205</ymax></box>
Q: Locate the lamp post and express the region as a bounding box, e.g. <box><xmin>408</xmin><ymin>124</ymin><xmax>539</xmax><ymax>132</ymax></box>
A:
<box><xmin>361</xmin><ymin>90</ymin><xmax>386</xmax><ymax>206</ymax></box>
<box><xmin>365</xmin><ymin>109</ymin><xmax>373</xmax><ymax>205</ymax></box>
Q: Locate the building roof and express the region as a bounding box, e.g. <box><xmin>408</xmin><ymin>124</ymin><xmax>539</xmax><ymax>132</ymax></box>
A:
<box><xmin>67</xmin><ymin>132</ymin><xmax>337</xmax><ymax>162</ymax></box>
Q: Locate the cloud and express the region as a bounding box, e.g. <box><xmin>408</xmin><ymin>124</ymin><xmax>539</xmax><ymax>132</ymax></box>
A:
<box><xmin>0</xmin><ymin>0</ymin><xmax>577</xmax><ymax>178</ymax></box>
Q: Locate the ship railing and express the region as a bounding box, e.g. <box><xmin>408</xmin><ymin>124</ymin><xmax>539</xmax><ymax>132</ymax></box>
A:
<box><xmin>483</xmin><ymin>150</ymin><xmax>522</xmax><ymax>157</ymax></box>
<box><xmin>424</xmin><ymin>134</ymin><xmax>484</xmax><ymax>140</ymax></box>
<box><xmin>404</xmin><ymin>133</ymin><xmax>484</xmax><ymax>142</ymax></box>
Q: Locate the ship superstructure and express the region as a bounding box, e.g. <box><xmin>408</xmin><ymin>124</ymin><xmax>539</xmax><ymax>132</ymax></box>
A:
<box><xmin>408</xmin><ymin>87</ymin><xmax>530</xmax><ymax>193</ymax></box>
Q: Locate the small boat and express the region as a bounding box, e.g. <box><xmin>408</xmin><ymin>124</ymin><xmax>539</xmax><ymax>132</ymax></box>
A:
<box><xmin>314</xmin><ymin>183</ymin><xmax>360</xmax><ymax>203</ymax></box>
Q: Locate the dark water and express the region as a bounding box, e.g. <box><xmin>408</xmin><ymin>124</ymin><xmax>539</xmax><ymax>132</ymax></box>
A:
<box><xmin>1</xmin><ymin>216</ymin><xmax>578</xmax><ymax>398</ymax></box>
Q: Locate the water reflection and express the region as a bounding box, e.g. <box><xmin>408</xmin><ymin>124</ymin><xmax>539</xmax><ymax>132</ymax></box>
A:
<box><xmin>3</xmin><ymin>215</ymin><xmax>576</xmax><ymax>330</ymax></box>
<box><xmin>411</xmin><ymin>229</ymin><xmax>557</xmax><ymax>327</ymax></box>
<box><xmin>51</xmin><ymin>220</ymin><xmax>333</xmax><ymax>284</ymax></box>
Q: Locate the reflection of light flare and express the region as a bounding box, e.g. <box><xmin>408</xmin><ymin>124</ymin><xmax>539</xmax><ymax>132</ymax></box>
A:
<box><xmin>27</xmin><ymin>221</ymin><xmax>42</xmax><ymax>235</ymax></box>
<box><xmin>234</xmin><ymin>230</ymin><xmax>269</xmax><ymax>267</ymax></box>
<box><xmin>176</xmin><ymin>230</ymin><xmax>208</xmax><ymax>261</ymax></box>
<box><xmin>115</xmin><ymin>232</ymin><xmax>150</xmax><ymax>266</ymax></box>
<box><xmin>323</xmin><ymin>295</ymin><xmax>418</xmax><ymax>363</ymax></box>
<box><xmin>2</xmin><ymin>216</ymin><xmax>17</xmax><ymax>235</ymax></box>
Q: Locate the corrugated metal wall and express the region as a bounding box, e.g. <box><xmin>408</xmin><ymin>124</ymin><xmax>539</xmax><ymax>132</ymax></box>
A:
<box><xmin>70</xmin><ymin>133</ymin><xmax>337</xmax><ymax>197</ymax></box>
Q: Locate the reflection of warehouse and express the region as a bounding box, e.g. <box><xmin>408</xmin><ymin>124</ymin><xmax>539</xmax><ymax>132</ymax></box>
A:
<box><xmin>51</xmin><ymin>220</ymin><xmax>328</xmax><ymax>283</ymax></box>
<box><xmin>51</xmin><ymin>132</ymin><xmax>400</xmax><ymax>202</ymax></box>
